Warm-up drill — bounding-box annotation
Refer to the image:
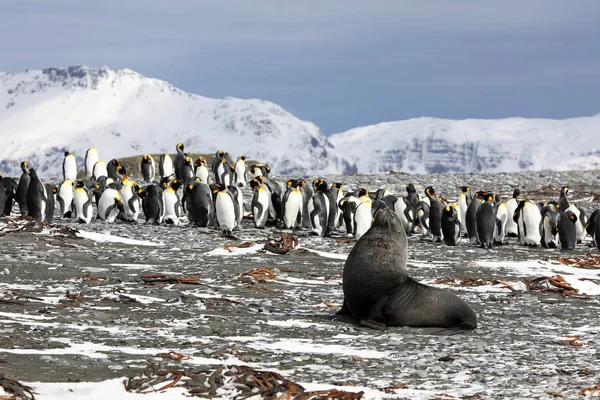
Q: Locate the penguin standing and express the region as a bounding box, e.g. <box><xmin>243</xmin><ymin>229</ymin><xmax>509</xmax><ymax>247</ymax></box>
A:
<box><xmin>194</xmin><ymin>157</ymin><xmax>209</xmax><ymax>183</ymax></box>
<box><xmin>107</xmin><ymin>159</ymin><xmax>120</xmax><ymax>181</ymax></box>
<box><xmin>57</xmin><ymin>180</ymin><xmax>74</xmax><ymax>218</ymax></box>
<box><xmin>558</xmin><ymin>211</ymin><xmax>578</xmax><ymax>250</ymax></box>
<box><xmin>185</xmin><ymin>182</ymin><xmax>212</xmax><ymax>227</ymax></box>
<box><xmin>456</xmin><ymin>186</ymin><xmax>472</xmax><ymax>231</ymax></box>
<box><xmin>63</xmin><ymin>151</ymin><xmax>77</xmax><ymax>182</ymax></box>
<box><xmin>174</xmin><ymin>143</ymin><xmax>186</xmax><ymax>180</ymax></box>
<box><xmin>282</xmin><ymin>179</ymin><xmax>303</xmax><ymax>229</ymax></box>
<box><xmin>505</xmin><ymin>189</ymin><xmax>521</xmax><ymax>237</ymax></box>
<box><xmin>353</xmin><ymin>198</ymin><xmax>373</xmax><ymax>240</ymax></box>
<box><xmin>256</xmin><ymin>175</ymin><xmax>282</xmax><ymax>221</ymax></box>
<box><xmin>0</xmin><ymin>175</ymin><xmax>15</xmax><ymax>217</ymax></box>
<box><xmin>73</xmin><ymin>181</ymin><xmax>94</xmax><ymax>224</ymax></box>
<box><xmin>514</xmin><ymin>199</ymin><xmax>542</xmax><ymax>246</ymax></box>
<box><xmin>248</xmin><ymin>164</ymin><xmax>270</xmax><ymax>178</ymax></box>
<box><xmin>212</xmin><ymin>184</ymin><xmax>239</xmax><ymax>234</ymax></box>
<box><xmin>585</xmin><ymin>210</ymin><xmax>600</xmax><ymax>251</ymax></box>
<box><xmin>92</xmin><ymin>160</ymin><xmax>108</xmax><ymax>180</ymax></box>
<box><xmin>228</xmin><ymin>185</ymin><xmax>244</xmax><ymax>229</ymax></box>
<box><xmin>298</xmin><ymin>179</ymin><xmax>313</xmax><ymax>229</ymax></box>
<box><xmin>138</xmin><ymin>184</ymin><xmax>165</xmax><ymax>225</ymax></box>
<box><xmin>232</xmin><ymin>156</ymin><xmax>248</xmax><ymax>187</ymax></box>
<box><xmin>540</xmin><ymin>202</ymin><xmax>560</xmax><ymax>248</ymax></box>
<box><xmin>494</xmin><ymin>200</ymin><xmax>508</xmax><ymax>245</ymax></box>
<box><xmin>180</xmin><ymin>156</ymin><xmax>195</xmax><ymax>183</ymax></box>
<box><xmin>466</xmin><ymin>191</ymin><xmax>486</xmax><ymax>244</ymax></box>
<box><xmin>16</xmin><ymin>161</ymin><xmax>31</xmax><ymax>215</ymax></box>
<box><xmin>97</xmin><ymin>188</ymin><xmax>124</xmax><ymax>223</ymax></box>
<box><xmin>565</xmin><ymin>204</ymin><xmax>587</xmax><ymax>243</ymax></box>
<box><xmin>163</xmin><ymin>179</ymin><xmax>182</xmax><ymax>225</ymax></box>
<box><xmin>379</xmin><ymin>194</ymin><xmax>412</xmax><ymax>234</ymax></box>
<box><xmin>476</xmin><ymin>193</ymin><xmax>496</xmax><ymax>249</ymax></box>
<box><xmin>116</xmin><ymin>166</ymin><xmax>140</xmax><ymax>222</ymax></box>
<box><xmin>25</xmin><ymin>169</ymin><xmax>48</xmax><ymax>222</ymax></box>
<box><xmin>250</xmin><ymin>178</ymin><xmax>271</xmax><ymax>229</ymax></box>
<box><xmin>85</xmin><ymin>147</ymin><xmax>99</xmax><ymax>179</ymax></box>
<box><xmin>329</xmin><ymin>183</ymin><xmax>345</xmax><ymax>230</ymax></box>
<box><xmin>425</xmin><ymin>186</ymin><xmax>444</xmax><ymax>243</ymax></box>
<box><xmin>159</xmin><ymin>154</ymin><xmax>174</xmax><ymax>179</ymax></box>
<box><xmin>412</xmin><ymin>200</ymin><xmax>430</xmax><ymax>236</ymax></box>
<box><xmin>441</xmin><ymin>203</ymin><xmax>462</xmax><ymax>246</ymax></box>
<box><xmin>557</xmin><ymin>186</ymin><xmax>570</xmax><ymax>211</ymax></box>
<box><xmin>140</xmin><ymin>154</ymin><xmax>156</xmax><ymax>183</ymax></box>
<box><xmin>308</xmin><ymin>180</ymin><xmax>330</xmax><ymax>236</ymax></box>
<box><xmin>212</xmin><ymin>150</ymin><xmax>232</xmax><ymax>185</ymax></box>
<box><xmin>44</xmin><ymin>183</ymin><xmax>57</xmax><ymax>223</ymax></box>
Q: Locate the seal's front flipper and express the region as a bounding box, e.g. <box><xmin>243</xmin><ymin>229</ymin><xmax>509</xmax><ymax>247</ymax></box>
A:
<box><xmin>359</xmin><ymin>319</ymin><xmax>387</xmax><ymax>330</ymax></box>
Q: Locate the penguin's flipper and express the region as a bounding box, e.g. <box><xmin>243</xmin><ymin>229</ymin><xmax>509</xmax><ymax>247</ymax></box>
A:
<box><xmin>104</xmin><ymin>204</ymin><xmax>116</xmax><ymax>221</ymax></box>
<box><xmin>82</xmin><ymin>195</ymin><xmax>94</xmax><ymax>219</ymax></box>
<box><xmin>57</xmin><ymin>196</ymin><xmax>65</xmax><ymax>217</ymax></box>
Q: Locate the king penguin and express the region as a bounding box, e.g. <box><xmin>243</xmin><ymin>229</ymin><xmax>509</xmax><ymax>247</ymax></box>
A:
<box><xmin>585</xmin><ymin>210</ymin><xmax>600</xmax><ymax>251</ymax></box>
<box><xmin>456</xmin><ymin>186</ymin><xmax>473</xmax><ymax>231</ymax></box>
<box><xmin>212</xmin><ymin>150</ymin><xmax>232</xmax><ymax>186</ymax></box>
<box><xmin>476</xmin><ymin>193</ymin><xmax>496</xmax><ymax>249</ymax></box>
<box><xmin>565</xmin><ymin>204</ymin><xmax>587</xmax><ymax>244</ymax></box>
<box><xmin>92</xmin><ymin>160</ymin><xmax>108</xmax><ymax>180</ymax></box>
<box><xmin>557</xmin><ymin>186</ymin><xmax>570</xmax><ymax>211</ymax></box>
<box><xmin>174</xmin><ymin>143</ymin><xmax>186</xmax><ymax>180</ymax></box>
<box><xmin>73</xmin><ymin>181</ymin><xmax>94</xmax><ymax>224</ymax></box>
<box><xmin>141</xmin><ymin>154</ymin><xmax>156</xmax><ymax>183</ymax></box>
<box><xmin>466</xmin><ymin>191</ymin><xmax>486</xmax><ymax>244</ymax></box>
<box><xmin>194</xmin><ymin>157</ymin><xmax>209</xmax><ymax>183</ymax></box>
<box><xmin>25</xmin><ymin>169</ymin><xmax>48</xmax><ymax>222</ymax></box>
<box><xmin>116</xmin><ymin>166</ymin><xmax>140</xmax><ymax>222</ymax></box>
<box><xmin>558</xmin><ymin>210</ymin><xmax>578</xmax><ymax>251</ymax></box>
<box><xmin>540</xmin><ymin>202</ymin><xmax>560</xmax><ymax>248</ymax></box>
<box><xmin>505</xmin><ymin>189</ymin><xmax>521</xmax><ymax>237</ymax></box>
<box><xmin>212</xmin><ymin>183</ymin><xmax>239</xmax><ymax>234</ymax></box>
<box><xmin>159</xmin><ymin>154</ymin><xmax>174</xmax><ymax>179</ymax></box>
<box><xmin>250</xmin><ymin>178</ymin><xmax>271</xmax><ymax>229</ymax></box>
<box><xmin>185</xmin><ymin>181</ymin><xmax>212</xmax><ymax>227</ymax></box>
<box><xmin>63</xmin><ymin>151</ymin><xmax>77</xmax><ymax>182</ymax></box>
<box><xmin>16</xmin><ymin>161</ymin><xmax>31</xmax><ymax>215</ymax></box>
<box><xmin>107</xmin><ymin>159</ymin><xmax>120</xmax><ymax>181</ymax></box>
<box><xmin>44</xmin><ymin>183</ymin><xmax>57</xmax><ymax>223</ymax></box>
<box><xmin>97</xmin><ymin>188</ymin><xmax>124</xmax><ymax>223</ymax></box>
<box><xmin>232</xmin><ymin>156</ymin><xmax>248</xmax><ymax>187</ymax></box>
<box><xmin>282</xmin><ymin>179</ymin><xmax>303</xmax><ymax>229</ymax></box>
<box><xmin>57</xmin><ymin>180</ymin><xmax>75</xmax><ymax>218</ymax></box>
<box><xmin>425</xmin><ymin>186</ymin><xmax>444</xmax><ymax>243</ymax></box>
<box><xmin>513</xmin><ymin>199</ymin><xmax>542</xmax><ymax>246</ymax></box>
<box><xmin>353</xmin><ymin>197</ymin><xmax>373</xmax><ymax>240</ymax></box>
<box><xmin>163</xmin><ymin>179</ymin><xmax>182</xmax><ymax>225</ymax></box>
<box><xmin>139</xmin><ymin>184</ymin><xmax>165</xmax><ymax>225</ymax></box>
<box><xmin>85</xmin><ymin>147</ymin><xmax>99</xmax><ymax>179</ymax></box>
<box><xmin>441</xmin><ymin>203</ymin><xmax>462</xmax><ymax>246</ymax></box>
<box><xmin>181</xmin><ymin>156</ymin><xmax>195</xmax><ymax>183</ymax></box>
<box><xmin>308</xmin><ymin>180</ymin><xmax>330</xmax><ymax>236</ymax></box>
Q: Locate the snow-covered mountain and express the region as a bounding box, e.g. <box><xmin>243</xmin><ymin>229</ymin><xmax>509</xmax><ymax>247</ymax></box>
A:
<box><xmin>330</xmin><ymin>116</ymin><xmax>600</xmax><ymax>174</ymax></box>
<box><xmin>0</xmin><ymin>65</ymin><xmax>356</xmax><ymax>178</ymax></box>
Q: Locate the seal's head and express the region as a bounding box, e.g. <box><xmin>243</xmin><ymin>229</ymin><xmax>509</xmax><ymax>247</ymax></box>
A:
<box><xmin>372</xmin><ymin>204</ymin><xmax>404</xmax><ymax>235</ymax></box>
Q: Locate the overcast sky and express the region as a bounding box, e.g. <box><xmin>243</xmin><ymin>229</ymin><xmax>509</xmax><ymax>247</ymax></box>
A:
<box><xmin>1</xmin><ymin>1</ymin><xmax>599</xmax><ymax>134</ymax></box>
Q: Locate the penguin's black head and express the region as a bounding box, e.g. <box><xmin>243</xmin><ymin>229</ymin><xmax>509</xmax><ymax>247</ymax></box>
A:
<box><xmin>567</xmin><ymin>211</ymin><xmax>578</xmax><ymax>223</ymax></box>
<box><xmin>474</xmin><ymin>190</ymin><xmax>487</xmax><ymax>199</ymax></box>
<box><xmin>194</xmin><ymin>158</ymin><xmax>202</xmax><ymax>167</ymax></box>
<box><xmin>116</xmin><ymin>165</ymin><xmax>127</xmax><ymax>177</ymax></box>
<box><xmin>286</xmin><ymin>179</ymin><xmax>295</xmax><ymax>188</ymax></box>
<box><xmin>425</xmin><ymin>186</ymin><xmax>436</xmax><ymax>197</ymax></box>
<box><xmin>265</xmin><ymin>165</ymin><xmax>271</xmax><ymax>174</ymax></box>
<box><xmin>513</xmin><ymin>189</ymin><xmax>520</xmax><ymax>198</ymax></box>
<box><xmin>406</xmin><ymin>183</ymin><xmax>416</xmax><ymax>193</ymax></box>
<box><xmin>250</xmin><ymin>179</ymin><xmax>260</xmax><ymax>190</ymax></box>
<box><xmin>111</xmin><ymin>159</ymin><xmax>120</xmax><ymax>166</ymax></box>
<box><xmin>217</xmin><ymin>150</ymin><xmax>224</xmax><ymax>158</ymax></box>
<box><xmin>21</xmin><ymin>161</ymin><xmax>29</xmax><ymax>171</ymax></box>
<box><xmin>358</xmin><ymin>187</ymin><xmax>368</xmax><ymax>197</ymax></box>
<box><xmin>177</xmin><ymin>143</ymin><xmax>184</xmax><ymax>151</ymax></box>
<box><xmin>561</xmin><ymin>186</ymin><xmax>569</xmax><ymax>195</ymax></box>
<box><xmin>185</xmin><ymin>157</ymin><xmax>193</xmax><ymax>164</ymax></box>
<box><xmin>318</xmin><ymin>181</ymin><xmax>329</xmax><ymax>192</ymax></box>
<box><xmin>457</xmin><ymin>186</ymin><xmax>470</xmax><ymax>193</ymax></box>
<box><xmin>75</xmin><ymin>180</ymin><xmax>85</xmax><ymax>188</ymax></box>
<box><xmin>170</xmin><ymin>179</ymin><xmax>181</xmax><ymax>190</ymax></box>
<box><xmin>143</xmin><ymin>154</ymin><xmax>150</xmax><ymax>161</ymax></box>
<box><xmin>486</xmin><ymin>193</ymin><xmax>494</xmax><ymax>202</ymax></box>
<box><xmin>239</xmin><ymin>156</ymin><xmax>247</xmax><ymax>161</ymax></box>
<box><xmin>333</xmin><ymin>182</ymin><xmax>343</xmax><ymax>189</ymax></box>
<box><xmin>313</xmin><ymin>179</ymin><xmax>321</xmax><ymax>188</ymax></box>
<box><xmin>254</xmin><ymin>175</ymin><xmax>264</xmax><ymax>183</ymax></box>
<box><xmin>64</xmin><ymin>151</ymin><xmax>70</xmax><ymax>157</ymax></box>
<box><xmin>159</xmin><ymin>177</ymin><xmax>171</xmax><ymax>189</ymax></box>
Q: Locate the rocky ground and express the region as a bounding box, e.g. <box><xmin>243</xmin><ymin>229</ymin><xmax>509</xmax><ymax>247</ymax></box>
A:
<box><xmin>1</xmin><ymin>170</ymin><xmax>600</xmax><ymax>399</ymax></box>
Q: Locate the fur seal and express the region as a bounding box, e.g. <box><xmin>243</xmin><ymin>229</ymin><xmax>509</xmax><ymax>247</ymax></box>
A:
<box><xmin>340</xmin><ymin>206</ymin><xmax>477</xmax><ymax>330</ymax></box>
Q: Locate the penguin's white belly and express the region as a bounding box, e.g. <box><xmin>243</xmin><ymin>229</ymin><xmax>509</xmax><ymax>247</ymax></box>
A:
<box><xmin>216</xmin><ymin>194</ymin><xmax>236</xmax><ymax>231</ymax></box>
<box><xmin>543</xmin><ymin>216</ymin><xmax>557</xmax><ymax>246</ymax></box>
<box><xmin>98</xmin><ymin>189</ymin><xmax>119</xmax><ymax>222</ymax></box>
<box><xmin>85</xmin><ymin>150</ymin><xmax>99</xmax><ymax>178</ymax></box>
<box><xmin>283</xmin><ymin>191</ymin><xmax>302</xmax><ymax>228</ymax></box>
<box><xmin>195</xmin><ymin>166</ymin><xmax>209</xmax><ymax>183</ymax></box>
<box><xmin>566</xmin><ymin>205</ymin><xmax>586</xmax><ymax>242</ymax></box>
<box><xmin>354</xmin><ymin>201</ymin><xmax>373</xmax><ymax>240</ymax></box>
<box><xmin>308</xmin><ymin>196</ymin><xmax>322</xmax><ymax>234</ymax></box>
<box><xmin>457</xmin><ymin>195</ymin><xmax>468</xmax><ymax>229</ymax></box>
<box><xmin>93</xmin><ymin>162</ymin><xmax>108</xmax><ymax>179</ymax></box>
<box><xmin>64</xmin><ymin>158</ymin><xmax>77</xmax><ymax>181</ymax></box>
<box><xmin>73</xmin><ymin>190</ymin><xmax>92</xmax><ymax>224</ymax></box>
<box><xmin>505</xmin><ymin>199</ymin><xmax>518</xmax><ymax>235</ymax></box>
<box><xmin>393</xmin><ymin>197</ymin><xmax>411</xmax><ymax>232</ymax></box>
<box><xmin>495</xmin><ymin>205</ymin><xmax>508</xmax><ymax>242</ymax></box>
<box><xmin>521</xmin><ymin>205</ymin><xmax>541</xmax><ymax>245</ymax></box>
<box><xmin>217</xmin><ymin>164</ymin><xmax>231</xmax><ymax>186</ymax></box>
<box><xmin>234</xmin><ymin>163</ymin><xmax>247</xmax><ymax>186</ymax></box>
<box><xmin>161</xmin><ymin>156</ymin><xmax>174</xmax><ymax>177</ymax></box>
<box><xmin>163</xmin><ymin>191</ymin><xmax>180</xmax><ymax>225</ymax></box>
<box><xmin>58</xmin><ymin>184</ymin><xmax>73</xmax><ymax>217</ymax></box>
